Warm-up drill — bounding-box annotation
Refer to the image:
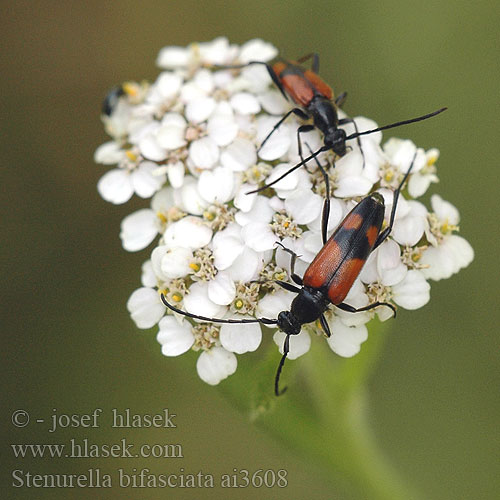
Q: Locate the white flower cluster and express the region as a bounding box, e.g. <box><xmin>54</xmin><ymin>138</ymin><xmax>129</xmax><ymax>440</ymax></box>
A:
<box><xmin>96</xmin><ymin>37</ymin><xmax>474</xmax><ymax>387</ymax></box>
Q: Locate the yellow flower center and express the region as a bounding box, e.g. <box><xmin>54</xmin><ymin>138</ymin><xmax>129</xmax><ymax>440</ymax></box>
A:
<box><xmin>157</xmin><ymin>212</ymin><xmax>167</xmax><ymax>223</ymax></box>
<box><xmin>125</xmin><ymin>150</ymin><xmax>137</xmax><ymax>162</ymax></box>
<box><xmin>384</xmin><ymin>170</ymin><xmax>394</xmax><ymax>183</ymax></box>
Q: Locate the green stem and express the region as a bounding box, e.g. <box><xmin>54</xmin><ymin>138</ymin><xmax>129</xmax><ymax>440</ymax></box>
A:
<box><xmin>252</xmin><ymin>321</ymin><xmax>423</xmax><ymax>500</ymax></box>
<box><xmin>302</xmin><ymin>340</ymin><xmax>421</xmax><ymax>500</ymax></box>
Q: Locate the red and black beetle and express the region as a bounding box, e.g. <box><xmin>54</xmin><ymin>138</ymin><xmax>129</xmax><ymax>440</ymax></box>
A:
<box><xmin>217</xmin><ymin>54</ymin><xmax>446</xmax><ymax>192</ymax></box>
<box><xmin>162</xmin><ymin>153</ymin><xmax>418</xmax><ymax>396</ymax></box>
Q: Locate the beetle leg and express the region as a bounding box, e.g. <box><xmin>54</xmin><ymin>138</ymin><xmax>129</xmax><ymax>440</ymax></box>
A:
<box><xmin>259</xmin><ymin>108</ymin><xmax>310</xmax><ymax>154</ymax></box>
<box><xmin>275</xmin><ymin>334</ymin><xmax>290</xmax><ymax>396</ymax></box>
<box><xmin>336</xmin><ymin>301</ymin><xmax>397</xmax><ymax>318</ymax></box>
<box><xmin>297</xmin><ymin>125</ymin><xmax>316</xmax><ymax>173</ymax></box>
<box><xmin>304</xmin><ymin>142</ymin><xmax>331</xmax><ymax>245</ymax></box>
<box><xmin>335</xmin><ymin>91</ymin><xmax>348</xmax><ymax>108</ymax></box>
<box><xmin>373</xmin><ymin>152</ymin><xmax>417</xmax><ymax>249</ymax></box>
<box><xmin>338</xmin><ymin>117</ymin><xmax>366</xmax><ymax>168</ymax></box>
<box><xmin>275</xmin><ymin>280</ymin><xmax>302</xmax><ymax>293</ymax></box>
<box><xmin>296</xmin><ymin>52</ymin><xmax>320</xmax><ymax>73</ymax></box>
<box><xmin>275</xmin><ymin>242</ymin><xmax>303</xmax><ymax>285</ymax></box>
<box><xmin>319</xmin><ymin>314</ymin><xmax>331</xmax><ymax>337</ymax></box>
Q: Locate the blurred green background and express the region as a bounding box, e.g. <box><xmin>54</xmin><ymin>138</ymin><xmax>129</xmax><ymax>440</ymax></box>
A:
<box><xmin>1</xmin><ymin>1</ymin><xmax>498</xmax><ymax>499</ymax></box>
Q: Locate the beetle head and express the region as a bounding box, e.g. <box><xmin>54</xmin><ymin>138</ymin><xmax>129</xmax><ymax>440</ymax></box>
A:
<box><xmin>325</xmin><ymin>128</ymin><xmax>347</xmax><ymax>156</ymax></box>
<box><xmin>277</xmin><ymin>311</ymin><xmax>301</xmax><ymax>336</ymax></box>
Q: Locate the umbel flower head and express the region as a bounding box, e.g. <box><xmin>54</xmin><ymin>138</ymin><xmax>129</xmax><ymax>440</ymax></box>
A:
<box><xmin>96</xmin><ymin>37</ymin><xmax>474</xmax><ymax>389</ymax></box>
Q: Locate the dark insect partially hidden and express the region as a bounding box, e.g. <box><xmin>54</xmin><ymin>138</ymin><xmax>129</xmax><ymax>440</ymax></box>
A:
<box><xmin>162</xmin><ymin>153</ymin><xmax>418</xmax><ymax>396</ymax></box>
<box><xmin>101</xmin><ymin>85</ymin><xmax>125</xmax><ymax>116</ymax></box>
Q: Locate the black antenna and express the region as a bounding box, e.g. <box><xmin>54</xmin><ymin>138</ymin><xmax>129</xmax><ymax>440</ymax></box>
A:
<box><xmin>274</xmin><ymin>334</ymin><xmax>290</xmax><ymax>396</ymax></box>
<box><xmin>161</xmin><ymin>295</ymin><xmax>278</xmax><ymax>326</ymax></box>
<box><xmin>246</xmin><ymin>146</ymin><xmax>329</xmax><ymax>194</ymax></box>
<box><xmin>346</xmin><ymin>107</ymin><xmax>447</xmax><ymax>141</ymax></box>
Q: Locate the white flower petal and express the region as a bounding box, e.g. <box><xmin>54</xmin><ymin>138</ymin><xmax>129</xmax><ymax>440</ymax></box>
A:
<box><xmin>120</xmin><ymin>209</ymin><xmax>158</xmax><ymax>251</ymax></box>
<box><xmin>226</xmin><ymin>247</ymin><xmax>262</xmax><ymax>282</ymax></box>
<box><xmin>259</xmin><ymin>90</ymin><xmax>289</xmax><ymax>115</ymax></box>
<box><xmin>359</xmin><ymin>250</ymin><xmax>379</xmax><ymax>284</ymax></box>
<box><xmin>408</xmin><ymin>171</ymin><xmax>438</xmax><ymax>198</ymax></box>
<box><xmin>141</xmin><ymin>260</ymin><xmax>157</xmax><ymax>287</ymax></box>
<box><xmin>156</xmin><ymin>45</ymin><xmax>189</xmax><ymax>68</ymax></box>
<box><xmin>192</xmin><ymin>69</ymin><xmax>215</xmax><ymax>94</ymax></box>
<box><xmin>139</xmin><ymin>134</ymin><xmax>167</xmax><ymax>162</ymax></box>
<box><xmin>392</xmin><ymin>270</ymin><xmax>430</xmax><ymax>309</ymax></box>
<box><xmin>307</xmin><ymin>198</ymin><xmax>345</xmax><ymax>235</ymax></box>
<box><xmin>163</xmin><ymin>216</ymin><xmax>213</xmax><ymax>250</ymax></box>
<box><xmin>241</xmin><ymin>222</ymin><xmax>278</xmax><ymax>251</ymax></box>
<box><xmin>157</xmin><ymin>316</ymin><xmax>194</xmax><ymax>356</ymax></box>
<box><xmin>431</xmin><ymin>194</ymin><xmax>460</xmax><ymax>225</ymax></box>
<box><xmin>184</xmin><ymin>281</ymin><xmax>226</xmax><ymax>319</ymax></box>
<box><xmin>207</xmin><ymin>113</ymin><xmax>238</xmax><ymax>147</ymax></box>
<box><xmin>334</xmin><ymin>175</ymin><xmax>373</xmax><ymax>198</ymax></box>
<box><xmin>212</xmin><ymin>227</ymin><xmax>245</xmax><ymax>270</ymax></box>
<box><xmin>419</xmin><ymin>245</ymin><xmax>453</xmax><ymax>281</ymax></box>
<box><xmin>284</xmin><ymin>189</ymin><xmax>323</xmax><ymax>224</ymax></box>
<box><xmin>238</xmin><ymin>39</ymin><xmax>278</xmax><ymax>63</ymax></box>
<box><xmin>230</xmin><ymin>92</ymin><xmax>261</xmax><ymax>115</ymax></box>
<box><xmin>235</xmin><ymin>195</ymin><xmax>275</xmax><ymax>226</ymax></box>
<box><xmin>155</xmin><ymin>72</ymin><xmax>183</xmax><ymax>99</ymax></box>
<box><xmin>198</xmin><ymin>167</ymin><xmax>235</xmax><ymax>204</ymax></box>
<box><xmin>335</xmin><ymin>284</ymin><xmax>371</xmax><ymax>327</ymax></box>
<box><xmin>94</xmin><ymin>141</ymin><xmax>124</xmax><ymax>164</ymax></box>
<box><xmin>376</xmin><ymin>240</ymin><xmax>408</xmax><ymax>286</ymax></box>
<box><xmin>273</xmin><ymin>330</ymin><xmax>311</xmax><ymax>360</ymax></box>
<box><xmin>263</xmin><ymin>163</ymin><xmax>299</xmax><ymax>192</ymax></box>
<box><xmin>199</xmin><ymin>37</ymin><xmax>236</xmax><ymax>66</ymax></box>
<box><xmin>257</xmin><ymin>117</ymin><xmax>292</xmax><ymax>161</ymax></box>
<box><xmin>391</xmin><ymin>200</ymin><xmax>428</xmax><ymax>246</ymax></box>
<box><xmin>420</xmin><ymin>235</ymin><xmax>474</xmax><ymax>281</ymax></box>
<box><xmin>257</xmin><ymin>289</ymin><xmax>294</xmax><ymax>321</ymax></box>
<box><xmin>131</xmin><ymin>161</ymin><xmax>166</xmax><ymax>198</ymax></box>
<box><xmin>326</xmin><ymin>318</ymin><xmax>368</xmax><ymax>357</ymax></box>
<box><xmin>234</xmin><ymin>183</ymin><xmax>258</xmax><ymax>212</ymax></box>
<box><xmin>446</xmin><ymin>234</ymin><xmax>474</xmax><ymax>272</ymax></box>
<box><xmin>150</xmin><ymin>245</ymin><xmax>168</xmax><ymax>281</ymax></box>
<box><xmin>127</xmin><ymin>287</ymin><xmax>165</xmax><ymax>329</ymax></box>
<box><xmin>151</xmin><ymin>186</ymin><xmax>175</xmax><ymax>212</ymax></box>
<box><xmin>189</xmin><ymin>136</ymin><xmax>219</xmax><ymax>170</ymax></box>
<box><xmin>185</xmin><ymin>97</ymin><xmax>216</xmax><ymax>124</ymax></box>
<box><xmin>160</xmin><ymin>247</ymin><xmax>192</xmax><ymax>278</ymax></box>
<box><xmin>220</xmin><ymin>322</ymin><xmax>262</xmax><ymax>354</ymax></box>
<box><xmin>156</xmin><ymin>113</ymin><xmax>187</xmax><ymax>150</ymax></box>
<box><xmin>97</xmin><ymin>169</ymin><xmax>133</xmax><ymax>204</ymax></box>
<box><xmin>208</xmin><ymin>272</ymin><xmax>236</xmax><ymax>305</ymax></box>
<box><xmin>197</xmin><ymin>347</ymin><xmax>237</xmax><ymax>385</ymax></box>
<box><xmin>220</xmin><ymin>138</ymin><xmax>257</xmax><ymax>172</ymax></box>
<box><xmin>167</xmin><ymin>161</ymin><xmax>185</xmax><ymax>189</ymax></box>
<box><xmin>178</xmin><ymin>177</ymin><xmax>208</xmax><ymax>215</ymax></box>
<box><xmin>386</xmin><ymin>139</ymin><xmax>418</xmax><ymax>171</ymax></box>
<box><xmin>239</xmin><ymin>65</ymin><xmax>272</xmax><ymax>93</ymax></box>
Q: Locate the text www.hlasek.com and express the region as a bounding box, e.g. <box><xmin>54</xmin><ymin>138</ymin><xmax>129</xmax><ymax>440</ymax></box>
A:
<box><xmin>11</xmin><ymin>439</ymin><xmax>183</xmax><ymax>459</ymax></box>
